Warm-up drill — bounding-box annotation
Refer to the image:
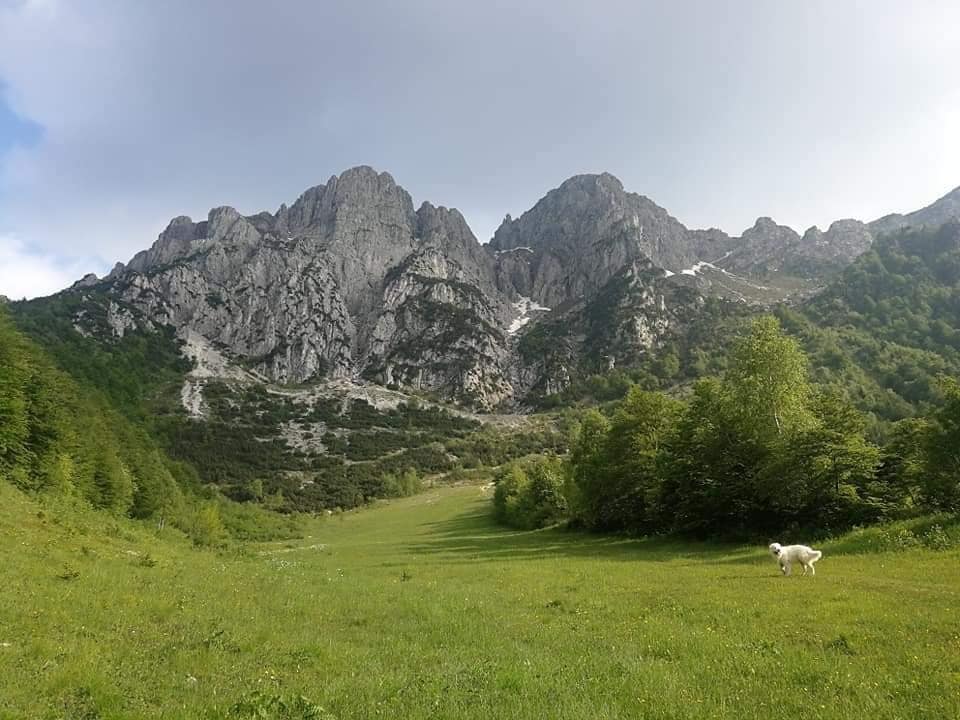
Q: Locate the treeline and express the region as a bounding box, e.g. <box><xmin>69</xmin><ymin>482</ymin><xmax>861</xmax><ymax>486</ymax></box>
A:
<box><xmin>10</xmin><ymin>290</ymin><xmax>190</xmax><ymax>420</ymax></box>
<box><xmin>494</xmin><ymin>316</ymin><xmax>959</xmax><ymax>537</ymax></box>
<box><xmin>0</xmin><ymin>308</ymin><xmax>185</xmax><ymax>517</ymax></box>
<box><xmin>0</xmin><ymin>308</ymin><xmax>299</xmax><ymax>545</ymax></box>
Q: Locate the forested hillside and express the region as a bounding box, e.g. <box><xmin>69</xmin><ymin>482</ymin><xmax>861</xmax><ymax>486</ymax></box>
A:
<box><xmin>495</xmin><ymin>316</ymin><xmax>960</xmax><ymax>537</ymax></box>
<box><xmin>10</xmin><ymin>289</ymin><xmax>191</xmax><ymax>421</ymax></box>
<box><xmin>0</xmin><ymin>307</ymin><xmax>185</xmax><ymax>518</ymax></box>
<box><xmin>784</xmin><ymin>220</ymin><xmax>960</xmax><ymax>422</ymax></box>
<box><xmin>0</xmin><ymin>307</ymin><xmax>307</xmax><ymax>543</ymax></box>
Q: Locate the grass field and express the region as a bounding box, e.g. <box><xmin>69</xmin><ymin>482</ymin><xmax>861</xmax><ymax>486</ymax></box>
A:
<box><xmin>1</xmin><ymin>481</ymin><xmax>959</xmax><ymax>719</ymax></box>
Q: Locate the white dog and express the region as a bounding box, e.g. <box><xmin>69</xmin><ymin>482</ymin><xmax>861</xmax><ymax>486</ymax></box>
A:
<box><xmin>769</xmin><ymin>542</ymin><xmax>822</xmax><ymax>576</ymax></box>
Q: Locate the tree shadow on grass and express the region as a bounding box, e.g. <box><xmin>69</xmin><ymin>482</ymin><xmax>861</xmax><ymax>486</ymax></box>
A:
<box><xmin>404</xmin><ymin>507</ymin><xmax>763</xmax><ymax>566</ymax></box>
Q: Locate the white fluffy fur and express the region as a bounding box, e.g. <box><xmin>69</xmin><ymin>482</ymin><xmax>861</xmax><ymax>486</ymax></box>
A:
<box><xmin>769</xmin><ymin>542</ymin><xmax>822</xmax><ymax>576</ymax></box>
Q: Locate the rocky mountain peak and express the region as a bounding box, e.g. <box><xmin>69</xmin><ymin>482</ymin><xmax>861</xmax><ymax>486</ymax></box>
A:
<box><xmin>781</xmin><ymin>219</ymin><xmax>871</xmax><ymax>276</ymax></box>
<box><xmin>489</xmin><ymin>172</ymin><xmax>708</xmax><ymax>308</ymax></box>
<box><xmin>123</xmin><ymin>214</ymin><xmax>205</xmax><ymax>273</ymax></box>
<box><xmin>282</xmin><ymin>182</ymin><xmax>329</xmax><ymax>230</ymax></box>
<box><xmin>416</xmin><ymin>203</ymin><xmax>478</xmax><ymax>252</ymax></box>
<box><xmin>411</xmin><ymin>201</ymin><xmax>499</xmax><ymax>294</ymax></box>
<box><xmin>557</xmin><ymin>171</ymin><xmax>625</xmax><ymax>196</ymax></box>
<box><xmin>71</xmin><ymin>273</ymin><xmax>100</xmax><ymax>289</ymax></box>
<box><xmin>712</xmin><ymin>218</ymin><xmax>798</xmax><ymax>275</ymax></box>
<box><xmin>744</xmin><ymin>216</ymin><xmax>795</xmax><ymax>236</ymax></box>
<box><xmin>207</xmin><ymin>206</ymin><xmax>248</xmax><ymax>241</ymax></box>
<box><xmin>166</xmin><ymin>215</ymin><xmax>196</xmax><ymax>231</ymax></box>
<box><xmin>60</xmin><ymin>167</ymin><xmax>960</xmax><ymax>409</ymax></box>
<box><xmin>278</xmin><ymin>166</ymin><xmax>415</xmax><ymax>238</ymax></box>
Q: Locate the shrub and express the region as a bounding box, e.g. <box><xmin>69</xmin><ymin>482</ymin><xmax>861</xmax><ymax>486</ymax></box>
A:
<box><xmin>382</xmin><ymin>469</ymin><xmax>423</xmax><ymax>498</ymax></box>
<box><xmin>188</xmin><ymin>503</ymin><xmax>227</xmax><ymax>547</ymax></box>
<box><xmin>920</xmin><ymin>524</ymin><xmax>955</xmax><ymax>550</ymax></box>
<box><xmin>493</xmin><ymin>456</ymin><xmax>567</xmax><ymax>530</ymax></box>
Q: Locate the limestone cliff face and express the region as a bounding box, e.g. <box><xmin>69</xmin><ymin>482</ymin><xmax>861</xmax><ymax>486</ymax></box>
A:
<box><xmin>364</xmin><ymin>203</ymin><xmax>514</xmax><ymax>406</ymax></box>
<box><xmin>103</xmin><ymin>167</ymin><xmax>519</xmax><ymax>407</ymax></box>
<box><xmin>64</xmin><ymin>167</ymin><xmax>960</xmax><ymax>408</ymax></box>
<box><xmin>488</xmin><ymin>173</ymin><xmax>727</xmax><ymax>309</ymax></box>
<box><xmin>111</xmin><ymin>204</ymin><xmax>357</xmax><ymax>384</ymax></box>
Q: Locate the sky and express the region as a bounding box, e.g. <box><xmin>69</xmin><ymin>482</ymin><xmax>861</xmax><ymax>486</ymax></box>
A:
<box><xmin>1</xmin><ymin>0</ymin><xmax>959</xmax><ymax>299</ymax></box>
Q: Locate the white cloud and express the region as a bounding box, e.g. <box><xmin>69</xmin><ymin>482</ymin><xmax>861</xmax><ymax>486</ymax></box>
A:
<box><xmin>0</xmin><ymin>235</ymin><xmax>99</xmax><ymax>300</ymax></box>
<box><xmin>0</xmin><ymin>0</ymin><xmax>959</xmax><ymax>273</ymax></box>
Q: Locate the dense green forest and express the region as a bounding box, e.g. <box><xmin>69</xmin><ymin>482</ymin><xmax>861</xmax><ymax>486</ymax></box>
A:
<box><xmin>783</xmin><ymin>221</ymin><xmax>960</xmax><ymax>424</ymax></box>
<box><xmin>495</xmin><ymin>315</ymin><xmax>960</xmax><ymax>537</ymax></box>
<box><xmin>10</xmin><ymin>290</ymin><xmax>191</xmax><ymax>420</ymax></box>
<box><xmin>0</xmin><ymin>308</ymin><xmax>183</xmax><ymax>518</ymax></box>
<box><xmin>1</xmin><ymin>306</ymin><xmax>316</xmax><ymax>543</ymax></box>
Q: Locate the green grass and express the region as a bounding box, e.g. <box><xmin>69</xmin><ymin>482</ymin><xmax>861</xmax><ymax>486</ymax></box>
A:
<box><xmin>1</xmin><ymin>481</ymin><xmax>958</xmax><ymax>719</ymax></box>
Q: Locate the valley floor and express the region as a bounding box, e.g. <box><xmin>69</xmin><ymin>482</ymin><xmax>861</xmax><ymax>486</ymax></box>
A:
<box><xmin>2</xmin><ymin>483</ymin><xmax>959</xmax><ymax>719</ymax></box>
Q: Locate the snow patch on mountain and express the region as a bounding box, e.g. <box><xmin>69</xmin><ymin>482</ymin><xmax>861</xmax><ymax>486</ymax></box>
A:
<box><xmin>508</xmin><ymin>295</ymin><xmax>551</xmax><ymax>334</ymax></box>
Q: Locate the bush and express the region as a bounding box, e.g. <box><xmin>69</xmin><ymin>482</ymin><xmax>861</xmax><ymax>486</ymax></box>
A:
<box><xmin>188</xmin><ymin>503</ymin><xmax>227</xmax><ymax>547</ymax></box>
<box><xmin>920</xmin><ymin>523</ymin><xmax>954</xmax><ymax>550</ymax></box>
<box><xmin>382</xmin><ymin>469</ymin><xmax>423</xmax><ymax>498</ymax></box>
<box><xmin>493</xmin><ymin>456</ymin><xmax>567</xmax><ymax>530</ymax></box>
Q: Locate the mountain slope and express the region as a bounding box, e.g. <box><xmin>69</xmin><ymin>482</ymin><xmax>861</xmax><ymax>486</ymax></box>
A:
<box><xmin>15</xmin><ymin>167</ymin><xmax>960</xmax><ymax>413</ymax></box>
<box><xmin>0</xmin><ymin>305</ymin><xmax>184</xmax><ymax>517</ymax></box>
<box><xmin>787</xmin><ymin>220</ymin><xmax>960</xmax><ymax>418</ymax></box>
<box><xmin>525</xmin><ymin>220</ymin><xmax>960</xmax><ymax>425</ymax></box>
<box><xmin>869</xmin><ymin>185</ymin><xmax>960</xmax><ymax>238</ymax></box>
<box><xmin>489</xmin><ymin>173</ymin><xmax>729</xmax><ymax>308</ymax></box>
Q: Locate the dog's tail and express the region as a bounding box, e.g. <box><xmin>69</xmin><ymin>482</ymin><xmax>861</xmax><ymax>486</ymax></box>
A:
<box><xmin>811</xmin><ymin>550</ymin><xmax>823</xmax><ymax>562</ymax></box>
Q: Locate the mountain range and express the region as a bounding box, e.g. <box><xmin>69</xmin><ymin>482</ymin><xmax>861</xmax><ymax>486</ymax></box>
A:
<box><xmin>32</xmin><ymin>167</ymin><xmax>960</xmax><ymax>408</ymax></box>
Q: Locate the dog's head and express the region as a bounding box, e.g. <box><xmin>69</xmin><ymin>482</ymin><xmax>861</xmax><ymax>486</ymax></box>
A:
<box><xmin>769</xmin><ymin>542</ymin><xmax>782</xmax><ymax>557</ymax></box>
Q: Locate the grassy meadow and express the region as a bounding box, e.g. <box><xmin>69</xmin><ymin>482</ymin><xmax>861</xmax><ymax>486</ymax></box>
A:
<box><xmin>1</xmin><ymin>481</ymin><xmax>958</xmax><ymax>719</ymax></box>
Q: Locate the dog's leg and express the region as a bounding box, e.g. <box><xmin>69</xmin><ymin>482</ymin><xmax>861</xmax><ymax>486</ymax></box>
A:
<box><xmin>782</xmin><ymin>561</ymin><xmax>791</xmax><ymax>576</ymax></box>
<box><xmin>808</xmin><ymin>562</ymin><xmax>815</xmax><ymax>576</ymax></box>
<box><xmin>801</xmin><ymin>563</ymin><xmax>808</xmax><ymax>576</ymax></box>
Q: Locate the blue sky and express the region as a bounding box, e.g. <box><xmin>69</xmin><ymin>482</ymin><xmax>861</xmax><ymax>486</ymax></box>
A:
<box><xmin>0</xmin><ymin>91</ymin><xmax>41</xmax><ymax>155</ymax></box>
<box><xmin>2</xmin><ymin>0</ymin><xmax>960</xmax><ymax>299</ymax></box>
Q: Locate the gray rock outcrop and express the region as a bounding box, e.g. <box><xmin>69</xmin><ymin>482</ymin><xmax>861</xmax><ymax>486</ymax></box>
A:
<box><xmin>59</xmin><ymin>167</ymin><xmax>960</xmax><ymax>407</ymax></box>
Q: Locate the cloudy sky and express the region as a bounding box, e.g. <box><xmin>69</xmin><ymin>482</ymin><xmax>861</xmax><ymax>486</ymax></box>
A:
<box><xmin>1</xmin><ymin>0</ymin><xmax>959</xmax><ymax>299</ymax></box>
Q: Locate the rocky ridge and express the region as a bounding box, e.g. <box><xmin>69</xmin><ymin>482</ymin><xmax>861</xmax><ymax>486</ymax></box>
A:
<box><xmin>63</xmin><ymin>167</ymin><xmax>960</xmax><ymax>408</ymax></box>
